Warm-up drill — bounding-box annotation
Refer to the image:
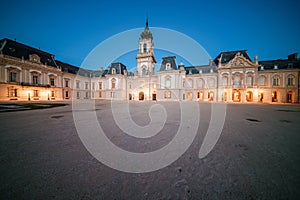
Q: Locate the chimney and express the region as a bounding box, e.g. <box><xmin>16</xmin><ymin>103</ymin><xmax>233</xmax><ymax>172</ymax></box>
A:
<box><xmin>209</xmin><ymin>59</ymin><xmax>213</xmax><ymax>66</ymax></box>
<box><xmin>288</xmin><ymin>53</ymin><xmax>298</xmax><ymax>60</ymax></box>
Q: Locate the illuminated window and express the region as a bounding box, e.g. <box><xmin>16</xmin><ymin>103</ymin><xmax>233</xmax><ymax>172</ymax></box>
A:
<box><xmin>164</xmin><ymin>91</ymin><xmax>171</xmax><ymax>98</ymax></box>
<box><xmin>8</xmin><ymin>88</ymin><xmax>17</xmax><ymax>97</ymax></box>
<box><xmin>51</xmin><ymin>91</ymin><xmax>55</xmax><ymax>97</ymax></box>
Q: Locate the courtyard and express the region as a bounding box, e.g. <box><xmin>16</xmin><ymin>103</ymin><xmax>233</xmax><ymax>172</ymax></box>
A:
<box><xmin>0</xmin><ymin>101</ymin><xmax>299</xmax><ymax>199</ymax></box>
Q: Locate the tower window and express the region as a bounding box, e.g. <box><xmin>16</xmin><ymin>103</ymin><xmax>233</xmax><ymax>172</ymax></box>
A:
<box><xmin>143</xmin><ymin>43</ymin><xmax>147</xmax><ymax>53</ymax></box>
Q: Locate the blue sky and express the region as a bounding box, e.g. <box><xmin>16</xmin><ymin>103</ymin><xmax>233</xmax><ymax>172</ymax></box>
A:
<box><xmin>1</xmin><ymin>0</ymin><xmax>299</xmax><ymax>70</ymax></box>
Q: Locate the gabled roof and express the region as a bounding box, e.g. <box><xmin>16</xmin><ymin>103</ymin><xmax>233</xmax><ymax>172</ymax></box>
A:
<box><xmin>214</xmin><ymin>50</ymin><xmax>252</xmax><ymax>65</ymax></box>
<box><xmin>0</xmin><ymin>38</ymin><xmax>58</xmax><ymax>68</ymax></box>
<box><xmin>159</xmin><ymin>56</ymin><xmax>177</xmax><ymax>71</ymax></box>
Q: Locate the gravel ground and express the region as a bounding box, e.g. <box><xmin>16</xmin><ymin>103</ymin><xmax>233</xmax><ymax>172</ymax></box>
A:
<box><xmin>0</xmin><ymin>100</ymin><xmax>299</xmax><ymax>200</ymax></box>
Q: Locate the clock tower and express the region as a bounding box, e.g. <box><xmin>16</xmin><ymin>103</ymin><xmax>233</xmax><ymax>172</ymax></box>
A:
<box><xmin>136</xmin><ymin>19</ymin><xmax>156</xmax><ymax>76</ymax></box>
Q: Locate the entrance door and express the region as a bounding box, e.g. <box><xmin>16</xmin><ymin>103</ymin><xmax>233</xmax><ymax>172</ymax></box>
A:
<box><xmin>152</xmin><ymin>93</ymin><xmax>156</xmax><ymax>101</ymax></box>
<box><xmin>139</xmin><ymin>92</ymin><xmax>144</xmax><ymax>100</ymax></box>
<box><xmin>287</xmin><ymin>92</ymin><xmax>293</xmax><ymax>103</ymax></box>
<box><xmin>246</xmin><ymin>91</ymin><xmax>253</xmax><ymax>102</ymax></box>
<box><xmin>232</xmin><ymin>90</ymin><xmax>241</xmax><ymax>102</ymax></box>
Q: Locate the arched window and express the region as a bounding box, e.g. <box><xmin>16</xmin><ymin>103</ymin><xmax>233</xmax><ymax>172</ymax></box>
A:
<box><xmin>142</xmin><ymin>68</ymin><xmax>147</xmax><ymax>76</ymax></box>
<box><xmin>112</xmin><ymin>68</ymin><xmax>116</xmax><ymax>74</ymax></box>
<box><xmin>233</xmin><ymin>75</ymin><xmax>241</xmax><ymax>86</ymax></box>
<box><xmin>197</xmin><ymin>79</ymin><xmax>204</xmax><ymax>88</ymax></box>
<box><xmin>208</xmin><ymin>78</ymin><xmax>215</xmax><ymax>88</ymax></box>
<box><xmin>222</xmin><ymin>76</ymin><xmax>228</xmax><ymax>86</ymax></box>
<box><xmin>143</xmin><ymin>43</ymin><xmax>147</xmax><ymax>53</ymax></box>
<box><xmin>272</xmin><ymin>75</ymin><xmax>280</xmax><ymax>86</ymax></box>
<box><xmin>246</xmin><ymin>75</ymin><xmax>253</xmax><ymax>86</ymax></box>
<box><xmin>258</xmin><ymin>75</ymin><xmax>266</xmax><ymax>86</ymax></box>
<box><xmin>166</xmin><ymin>63</ymin><xmax>171</xmax><ymax>70</ymax></box>
<box><xmin>287</xmin><ymin>74</ymin><xmax>295</xmax><ymax>86</ymax></box>
<box><xmin>111</xmin><ymin>78</ymin><xmax>116</xmax><ymax>89</ymax></box>
<box><xmin>165</xmin><ymin>76</ymin><xmax>171</xmax><ymax>88</ymax></box>
<box><xmin>187</xmin><ymin>79</ymin><xmax>193</xmax><ymax>88</ymax></box>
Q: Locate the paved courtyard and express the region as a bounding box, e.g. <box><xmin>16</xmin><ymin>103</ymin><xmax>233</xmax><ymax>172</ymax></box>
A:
<box><xmin>0</xmin><ymin>101</ymin><xmax>299</xmax><ymax>199</ymax></box>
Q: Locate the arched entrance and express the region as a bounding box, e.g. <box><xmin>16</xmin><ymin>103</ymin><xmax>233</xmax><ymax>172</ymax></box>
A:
<box><xmin>287</xmin><ymin>91</ymin><xmax>293</xmax><ymax>103</ymax></box>
<box><xmin>139</xmin><ymin>92</ymin><xmax>144</xmax><ymax>100</ymax></box>
<box><xmin>197</xmin><ymin>91</ymin><xmax>203</xmax><ymax>101</ymax></box>
<box><xmin>232</xmin><ymin>90</ymin><xmax>241</xmax><ymax>102</ymax></box>
<box><xmin>272</xmin><ymin>91</ymin><xmax>278</xmax><ymax>102</ymax></box>
<box><xmin>186</xmin><ymin>92</ymin><xmax>193</xmax><ymax>101</ymax></box>
<box><xmin>208</xmin><ymin>91</ymin><xmax>214</xmax><ymax>101</ymax></box>
<box><xmin>246</xmin><ymin>91</ymin><xmax>253</xmax><ymax>102</ymax></box>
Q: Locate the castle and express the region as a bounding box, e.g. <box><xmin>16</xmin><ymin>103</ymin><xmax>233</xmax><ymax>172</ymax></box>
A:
<box><xmin>0</xmin><ymin>21</ymin><xmax>299</xmax><ymax>103</ymax></box>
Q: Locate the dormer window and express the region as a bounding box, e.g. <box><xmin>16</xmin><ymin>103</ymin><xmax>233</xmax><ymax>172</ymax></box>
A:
<box><xmin>29</xmin><ymin>54</ymin><xmax>41</xmax><ymax>63</ymax></box>
<box><xmin>274</xmin><ymin>65</ymin><xmax>278</xmax><ymax>70</ymax></box>
<box><xmin>166</xmin><ymin>63</ymin><xmax>171</xmax><ymax>70</ymax></box>
<box><xmin>112</xmin><ymin>68</ymin><xmax>116</xmax><ymax>74</ymax></box>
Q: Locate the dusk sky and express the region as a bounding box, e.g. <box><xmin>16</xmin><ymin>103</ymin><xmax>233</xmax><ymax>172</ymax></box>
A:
<box><xmin>1</xmin><ymin>0</ymin><xmax>299</xmax><ymax>70</ymax></box>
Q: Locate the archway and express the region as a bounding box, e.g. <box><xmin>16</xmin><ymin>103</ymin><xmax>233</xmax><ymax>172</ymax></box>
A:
<box><xmin>246</xmin><ymin>91</ymin><xmax>253</xmax><ymax>102</ymax></box>
<box><xmin>139</xmin><ymin>92</ymin><xmax>144</xmax><ymax>100</ymax></box>
<box><xmin>232</xmin><ymin>90</ymin><xmax>241</xmax><ymax>102</ymax></box>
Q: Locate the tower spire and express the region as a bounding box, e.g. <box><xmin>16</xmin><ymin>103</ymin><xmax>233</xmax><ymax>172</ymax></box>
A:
<box><xmin>146</xmin><ymin>16</ymin><xmax>148</xmax><ymax>29</ymax></box>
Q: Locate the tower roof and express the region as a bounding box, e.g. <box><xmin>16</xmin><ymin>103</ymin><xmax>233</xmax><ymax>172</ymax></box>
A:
<box><xmin>140</xmin><ymin>19</ymin><xmax>153</xmax><ymax>40</ymax></box>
